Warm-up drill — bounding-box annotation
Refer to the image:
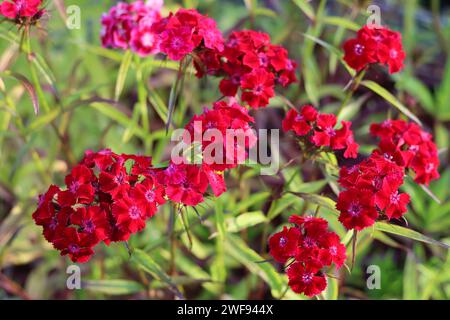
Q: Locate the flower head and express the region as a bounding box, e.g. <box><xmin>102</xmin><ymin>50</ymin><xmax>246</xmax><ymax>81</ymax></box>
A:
<box><xmin>152</xmin><ymin>8</ymin><xmax>224</xmax><ymax>61</ymax></box>
<box><xmin>269</xmin><ymin>215</ymin><xmax>346</xmax><ymax>297</ymax></box>
<box><xmin>0</xmin><ymin>0</ymin><xmax>45</xmax><ymax>21</ymax></box>
<box><xmin>283</xmin><ymin>105</ymin><xmax>359</xmax><ymax>159</ymax></box>
<box><xmin>268</xmin><ymin>226</ymin><xmax>301</xmax><ymax>263</ymax></box>
<box><xmin>101</xmin><ymin>1</ymin><xmax>161</xmax><ymax>56</ymax></box>
<box><xmin>343</xmin><ymin>25</ymin><xmax>405</xmax><ymax>74</ymax></box>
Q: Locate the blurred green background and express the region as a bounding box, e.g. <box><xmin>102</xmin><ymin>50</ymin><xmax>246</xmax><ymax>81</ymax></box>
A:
<box><xmin>0</xmin><ymin>0</ymin><xmax>449</xmax><ymax>299</ymax></box>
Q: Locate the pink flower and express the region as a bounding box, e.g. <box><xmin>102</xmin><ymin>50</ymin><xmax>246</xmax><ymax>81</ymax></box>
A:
<box><xmin>100</xmin><ymin>1</ymin><xmax>161</xmax><ymax>57</ymax></box>
<box><xmin>130</xmin><ymin>25</ymin><xmax>160</xmax><ymax>56</ymax></box>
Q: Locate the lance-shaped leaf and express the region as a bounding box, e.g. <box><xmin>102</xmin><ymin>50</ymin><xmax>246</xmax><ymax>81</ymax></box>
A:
<box><xmin>361</xmin><ymin>80</ymin><xmax>422</xmax><ymax>126</ymax></box>
<box><xmin>224</xmin><ymin>234</ymin><xmax>300</xmax><ymax>299</ymax></box>
<box><xmin>114</xmin><ymin>50</ymin><xmax>133</xmax><ymax>101</ymax></box>
<box><xmin>374</xmin><ymin>222</ymin><xmax>450</xmax><ymax>249</ymax></box>
<box><xmin>131</xmin><ymin>249</ymin><xmax>184</xmax><ymax>299</ymax></box>
<box><xmin>83</xmin><ymin>280</ymin><xmax>144</xmax><ymax>295</ymax></box>
<box><xmin>288</xmin><ymin>192</ymin><xmax>339</xmax><ymax>214</ymax></box>
<box><xmin>2</xmin><ymin>71</ymin><xmax>39</xmax><ymax>115</ymax></box>
<box><xmin>166</xmin><ymin>57</ymin><xmax>190</xmax><ymax>133</ymax></box>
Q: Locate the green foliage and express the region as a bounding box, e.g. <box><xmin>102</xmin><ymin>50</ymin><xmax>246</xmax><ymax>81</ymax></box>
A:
<box><xmin>0</xmin><ymin>0</ymin><xmax>448</xmax><ymax>300</ymax></box>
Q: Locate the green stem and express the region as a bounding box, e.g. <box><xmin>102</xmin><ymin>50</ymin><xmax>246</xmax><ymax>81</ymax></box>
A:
<box><xmin>23</xmin><ymin>29</ymin><xmax>50</xmax><ymax>113</ymax></box>
<box><xmin>314</xmin><ymin>205</ymin><xmax>321</xmax><ymax>217</ymax></box>
<box><xmin>23</xmin><ymin>29</ymin><xmax>76</xmax><ymax>165</ymax></box>
<box><xmin>431</xmin><ymin>0</ymin><xmax>449</xmax><ymax>56</ymax></box>
<box><xmin>169</xmin><ymin>205</ymin><xmax>177</xmax><ymax>277</ymax></box>
<box><xmin>135</xmin><ymin>56</ymin><xmax>152</xmax><ymax>154</ymax></box>
<box><xmin>2</xmin><ymin>91</ymin><xmax>50</xmax><ymax>184</ymax></box>
<box><xmin>337</xmin><ymin>68</ymin><xmax>366</xmax><ymax>118</ymax></box>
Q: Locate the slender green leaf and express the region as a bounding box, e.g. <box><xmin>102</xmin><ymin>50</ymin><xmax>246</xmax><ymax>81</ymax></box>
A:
<box><xmin>114</xmin><ymin>50</ymin><xmax>133</xmax><ymax>101</ymax></box>
<box><xmin>292</xmin><ymin>0</ymin><xmax>315</xmax><ymax>20</ymax></box>
<box><xmin>226</xmin><ymin>211</ymin><xmax>267</xmax><ymax>233</ymax></box>
<box><xmin>25</xmin><ymin>108</ymin><xmax>59</xmax><ymax>133</ymax></box>
<box><xmin>2</xmin><ymin>72</ymin><xmax>39</xmax><ymax>115</ymax></box>
<box><xmin>148</xmin><ymin>89</ymin><xmax>168</xmax><ymax>123</ymax></box>
<box><xmin>211</xmin><ymin>199</ymin><xmax>226</xmax><ymax>285</ymax></box>
<box><xmin>437</xmin><ymin>54</ymin><xmax>450</xmax><ymax>115</ymax></box>
<box><xmin>90</xmin><ymin>102</ymin><xmax>147</xmax><ymax>139</ymax></box>
<box><xmin>224</xmin><ymin>235</ymin><xmax>284</xmax><ymax>297</ymax></box>
<box><xmin>361</xmin><ymin>80</ymin><xmax>422</xmax><ymax>125</ymax></box>
<box><xmin>253</xmin><ymin>7</ymin><xmax>277</xmax><ymax>18</ymax></box>
<box><xmin>83</xmin><ymin>280</ymin><xmax>144</xmax><ymax>295</ymax></box>
<box><xmin>288</xmin><ymin>192</ymin><xmax>339</xmax><ymax>215</ymax></box>
<box><xmin>322</xmin><ymin>276</ymin><xmax>339</xmax><ymax>300</ymax></box>
<box><xmin>396</xmin><ymin>75</ymin><xmax>434</xmax><ymax>115</ymax></box>
<box><xmin>375</xmin><ymin>222</ymin><xmax>450</xmax><ymax>248</ymax></box>
<box><xmin>302</xmin><ymin>34</ymin><xmax>342</xmax><ymax>60</ymax></box>
<box><xmin>132</xmin><ymin>249</ymin><xmax>183</xmax><ymax>299</ymax></box>
<box><xmin>323</xmin><ymin>16</ymin><xmax>359</xmax><ymax>31</ymax></box>
<box><xmin>403</xmin><ymin>252</ymin><xmax>419</xmax><ymax>299</ymax></box>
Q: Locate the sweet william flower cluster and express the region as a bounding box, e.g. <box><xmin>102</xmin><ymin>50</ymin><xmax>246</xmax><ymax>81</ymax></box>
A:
<box><xmin>269</xmin><ymin>216</ymin><xmax>346</xmax><ymax>297</ymax></box>
<box><xmin>32</xmin><ymin>100</ymin><xmax>256</xmax><ymax>263</ymax></box>
<box><xmin>343</xmin><ymin>25</ymin><xmax>406</xmax><ymax>74</ymax></box>
<box><xmin>336</xmin><ymin>120</ymin><xmax>440</xmax><ymax>231</ymax></box>
<box><xmin>100</xmin><ymin>1</ymin><xmax>163</xmax><ymax>57</ymax></box>
<box><xmin>194</xmin><ymin>30</ymin><xmax>297</xmax><ymax>108</ymax></box>
<box><xmin>184</xmin><ymin>100</ymin><xmax>257</xmax><ymax>172</ymax></box>
<box><xmin>282</xmin><ymin>105</ymin><xmax>359</xmax><ymax>159</ymax></box>
<box><xmin>32</xmin><ymin>150</ymin><xmax>229</xmax><ymax>262</ymax></box>
<box><xmin>34</xmin><ymin>2</ymin><xmax>270</xmax><ymax>264</ymax></box>
<box><xmin>152</xmin><ymin>8</ymin><xmax>224</xmax><ymax>61</ymax></box>
<box><xmin>371</xmin><ymin>120</ymin><xmax>440</xmax><ymax>185</ymax></box>
<box><xmin>337</xmin><ymin>153</ymin><xmax>409</xmax><ymax>230</ymax></box>
<box><xmin>101</xmin><ymin>2</ymin><xmax>296</xmax><ymax>109</ymax></box>
<box><xmin>33</xmin><ymin>150</ymin><xmax>163</xmax><ymax>262</ymax></box>
<box><xmin>101</xmin><ymin>2</ymin><xmax>224</xmax><ymax>60</ymax></box>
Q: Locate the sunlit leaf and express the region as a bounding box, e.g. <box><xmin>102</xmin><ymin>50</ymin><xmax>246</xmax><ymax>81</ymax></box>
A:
<box><xmin>83</xmin><ymin>280</ymin><xmax>144</xmax><ymax>295</ymax></box>
<box><xmin>132</xmin><ymin>249</ymin><xmax>183</xmax><ymax>299</ymax></box>
<box><xmin>2</xmin><ymin>71</ymin><xmax>39</xmax><ymax>115</ymax></box>
<box><xmin>374</xmin><ymin>222</ymin><xmax>450</xmax><ymax>249</ymax></box>
<box><xmin>361</xmin><ymin>80</ymin><xmax>422</xmax><ymax>126</ymax></box>
<box><xmin>114</xmin><ymin>50</ymin><xmax>133</xmax><ymax>101</ymax></box>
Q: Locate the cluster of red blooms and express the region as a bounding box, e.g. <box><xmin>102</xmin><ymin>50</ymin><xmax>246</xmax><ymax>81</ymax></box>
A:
<box><xmin>151</xmin><ymin>8</ymin><xmax>224</xmax><ymax>61</ymax></box>
<box><xmin>100</xmin><ymin>3</ymin><xmax>297</xmax><ymax>109</ymax></box>
<box><xmin>156</xmin><ymin>160</ymin><xmax>226</xmax><ymax>206</ymax></box>
<box><xmin>194</xmin><ymin>30</ymin><xmax>297</xmax><ymax>108</ymax></box>
<box><xmin>269</xmin><ymin>216</ymin><xmax>346</xmax><ymax>297</ymax></box>
<box><xmin>101</xmin><ymin>2</ymin><xmax>224</xmax><ymax>61</ymax></box>
<box><xmin>343</xmin><ymin>25</ymin><xmax>406</xmax><ymax>74</ymax></box>
<box><xmin>370</xmin><ymin>119</ymin><xmax>440</xmax><ymax>185</ymax></box>
<box><xmin>337</xmin><ymin>120</ymin><xmax>440</xmax><ymax>231</ymax></box>
<box><xmin>184</xmin><ymin>99</ymin><xmax>257</xmax><ymax>172</ymax></box>
<box><xmin>282</xmin><ymin>105</ymin><xmax>359</xmax><ymax>159</ymax></box>
<box><xmin>32</xmin><ymin>149</ymin><xmax>227</xmax><ymax>262</ymax></box>
<box><xmin>0</xmin><ymin>0</ymin><xmax>45</xmax><ymax>22</ymax></box>
<box><xmin>337</xmin><ymin>153</ymin><xmax>410</xmax><ymax>230</ymax></box>
<box><xmin>100</xmin><ymin>1</ymin><xmax>163</xmax><ymax>57</ymax></box>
